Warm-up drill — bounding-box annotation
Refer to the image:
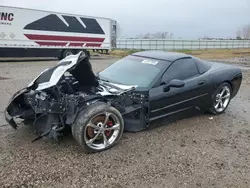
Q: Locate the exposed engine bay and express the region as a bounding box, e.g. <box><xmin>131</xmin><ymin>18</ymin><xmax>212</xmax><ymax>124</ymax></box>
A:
<box><xmin>5</xmin><ymin>52</ymin><xmax>148</xmax><ymax>143</ymax></box>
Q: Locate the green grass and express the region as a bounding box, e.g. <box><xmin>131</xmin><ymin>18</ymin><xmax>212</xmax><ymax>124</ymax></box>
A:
<box><xmin>110</xmin><ymin>48</ymin><xmax>250</xmax><ymax>59</ymax></box>
<box><xmin>171</xmin><ymin>49</ymin><xmax>193</xmax><ymax>53</ymax></box>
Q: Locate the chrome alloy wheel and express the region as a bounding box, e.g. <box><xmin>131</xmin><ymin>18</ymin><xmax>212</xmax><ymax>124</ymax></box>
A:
<box><xmin>214</xmin><ymin>85</ymin><xmax>231</xmax><ymax>113</ymax></box>
<box><xmin>83</xmin><ymin>112</ymin><xmax>121</xmax><ymax>151</ymax></box>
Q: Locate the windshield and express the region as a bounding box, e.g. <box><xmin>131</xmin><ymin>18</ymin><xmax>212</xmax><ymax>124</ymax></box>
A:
<box><xmin>98</xmin><ymin>55</ymin><xmax>166</xmax><ymax>88</ymax></box>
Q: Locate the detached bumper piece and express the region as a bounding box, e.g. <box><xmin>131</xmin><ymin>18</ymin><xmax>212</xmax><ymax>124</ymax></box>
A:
<box><xmin>4</xmin><ymin>110</ymin><xmax>18</xmax><ymax>129</ymax></box>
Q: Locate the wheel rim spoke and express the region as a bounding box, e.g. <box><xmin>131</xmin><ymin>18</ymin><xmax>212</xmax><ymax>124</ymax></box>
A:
<box><xmin>105</xmin><ymin>124</ymin><xmax>120</xmax><ymax>131</ymax></box>
<box><xmin>221</xmin><ymin>94</ymin><xmax>230</xmax><ymax>99</ymax></box>
<box><xmin>215</xmin><ymin>101</ymin><xmax>220</xmax><ymax>108</ymax></box>
<box><xmin>220</xmin><ymin>87</ymin><xmax>227</xmax><ymax>96</ymax></box>
<box><xmin>103</xmin><ymin>112</ymin><xmax>111</xmax><ymax>126</ymax></box>
<box><xmin>220</xmin><ymin>101</ymin><xmax>223</xmax><ymax>108</ymax></box>
<box><xmin>86</xmin><ymin>132</ymin><xmax>100</xmax><ymax>145</ymax></box>
<box><xmin>87</xmin><ymin>122</ymin><xmax>99</xmax><ymax>130</ymax></box>
<box><xmin>103</xmin><ymin>133</ymin><xmax>110</xmax><ymax>147</ymax></box>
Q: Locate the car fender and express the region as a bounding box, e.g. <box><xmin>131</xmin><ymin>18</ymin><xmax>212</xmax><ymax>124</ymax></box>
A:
<box><xmin>65</xmin><ymin>95</ymin><xmax>109</xmax><ymax>125</ymax></box>
<box><xmin>208</xmin><ymin>64</ymin><xmax>242</xmax><ymax>97</ymax></box>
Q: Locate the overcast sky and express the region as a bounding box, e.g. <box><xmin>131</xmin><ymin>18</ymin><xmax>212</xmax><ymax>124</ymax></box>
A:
<box><xmin>1</xmin><ymin>0</ymin><xmax>250</xmax><ymax>39</ymax></box>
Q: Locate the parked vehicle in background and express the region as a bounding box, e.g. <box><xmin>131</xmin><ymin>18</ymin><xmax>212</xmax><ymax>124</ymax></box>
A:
<box><xmin>0</xmin><ymin>6</ymin><xmax>117</xmax><ymax>59</ymax></box>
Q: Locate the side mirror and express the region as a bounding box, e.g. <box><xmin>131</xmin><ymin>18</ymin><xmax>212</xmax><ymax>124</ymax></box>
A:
<box><xmin>163</xmin><ymin>79</ymin><xmax>185</xmax><ymax>92</ymax></box>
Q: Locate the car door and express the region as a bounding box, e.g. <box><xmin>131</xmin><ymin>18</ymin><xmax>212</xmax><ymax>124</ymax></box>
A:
<box><xmin>148</xmin><ymin>57</ymin><xmax>210</xmax><ymax>122</ymax></box>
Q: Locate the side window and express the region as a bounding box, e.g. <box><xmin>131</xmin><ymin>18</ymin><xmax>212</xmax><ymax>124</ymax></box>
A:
<box><xmin>162</xmin><ymin>58</ymin><xmax>199</xmax><ymax>83</ymax></box>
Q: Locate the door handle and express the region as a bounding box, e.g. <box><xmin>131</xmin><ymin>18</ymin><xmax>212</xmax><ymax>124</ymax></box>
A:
<box><xmin>198</xmin><ymin>80</ymin><xmax>205</xmax><ymax>85</ymax></box>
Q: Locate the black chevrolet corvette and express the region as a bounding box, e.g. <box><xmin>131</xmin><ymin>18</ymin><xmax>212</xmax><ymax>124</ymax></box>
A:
<box><xmin>5</xmin><ymin>51</ymin><xmax>242</xmax><ymax>152</ymax></box>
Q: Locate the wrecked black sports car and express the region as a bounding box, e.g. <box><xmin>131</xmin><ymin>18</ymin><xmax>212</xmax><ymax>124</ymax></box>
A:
<box><xmin>5</xmin><ymin>51</ymin><xmax>242</xmax><ymax>152</ymax></box>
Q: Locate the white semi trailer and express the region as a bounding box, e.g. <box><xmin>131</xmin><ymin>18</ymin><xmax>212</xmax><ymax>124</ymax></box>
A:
<box><xmin>0</xmin><ymin>6</ymin><xmax>117</xmax><ymax>58</ymax></box>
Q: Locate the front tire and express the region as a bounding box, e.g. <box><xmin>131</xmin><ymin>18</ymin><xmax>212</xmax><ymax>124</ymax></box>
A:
<box><xmin>209</xmin><ymin>82</ymin><xmax>232</xmax><ymax>115</ymax></box>
<box><xmin>72</xmin><ymin>102</ymin><xmax>124</xmax><ymax>153</ymax></box>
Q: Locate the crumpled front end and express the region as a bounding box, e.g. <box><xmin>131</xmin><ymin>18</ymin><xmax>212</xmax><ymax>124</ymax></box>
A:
<box><xmin>4</xmin><ymin>52</ymin><xmax>94</xmax><ymax>140</ymax></box>
<box><xmin>5</xmin><ymin>85</ymin><xmax>83</xmax><ymax>140</ymax></box>
<box><xmin>5</xmin><ymin>87</ymin><xmax>35</xmax><ymax>129</ymax></box>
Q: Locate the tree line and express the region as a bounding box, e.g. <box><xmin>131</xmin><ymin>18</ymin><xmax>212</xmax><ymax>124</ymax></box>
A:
<box><xmin>236</xmin><ymin>24</ymin><xmax>250</xmax><ymax>40</ymax></box>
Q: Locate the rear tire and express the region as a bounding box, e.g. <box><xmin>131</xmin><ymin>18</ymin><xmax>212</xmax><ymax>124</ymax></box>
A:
<box><xmin>62</xmin><ymin>49</ymin><xmax>74</xmax><ymax>59</ymax></box>
<box><xmin>72</xmin><ymin>102</ymin><xmax>124</xmax><ymax>153</ymax></box>
<box><xmin>209</xmin><ymin>82</ymin><xmax>232</xmax><ymax>115</ymax></box>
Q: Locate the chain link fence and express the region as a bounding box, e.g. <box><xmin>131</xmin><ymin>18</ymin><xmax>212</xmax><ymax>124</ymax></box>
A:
<box><xmin>116</xmin><ymin>39</ymin><xmax>250</xmax><ymax>50</ymax></box>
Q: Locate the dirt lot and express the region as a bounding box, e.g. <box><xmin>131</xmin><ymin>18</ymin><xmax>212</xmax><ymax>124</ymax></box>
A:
<box><xmin>0</xmin><ymin>55</ymin><xmax>250</xmax><ymax>188</ymax></box>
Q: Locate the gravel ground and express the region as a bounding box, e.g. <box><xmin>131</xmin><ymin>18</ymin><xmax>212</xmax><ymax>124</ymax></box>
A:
<box><xmin>0</xmin><ymin>56</ymin><xmax>250</xmax><ymax>188</ymax></box>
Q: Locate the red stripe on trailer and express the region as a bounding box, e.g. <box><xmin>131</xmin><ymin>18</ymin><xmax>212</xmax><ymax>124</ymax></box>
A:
<box><xmin>35</xmin><ymin>41</ymin><xmax>67</xmax><ymax>46</ymax></box>
<box><xmin>85</xmin><ymin>43</ymin><xmax>102</xmax><ymax>47</ymax></box>
<box><xmin>69</xmin><ymin>43</ymin><xmax>85</xmax><ymax>47</ymax></box>
<box><xmin>24</xmin><ymin>34</ymin><xmax>105</xmax><ymax>42</ymax></box>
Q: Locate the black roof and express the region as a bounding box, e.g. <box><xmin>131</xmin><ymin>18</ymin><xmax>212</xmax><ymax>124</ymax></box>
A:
<box><xmin>131</xmin><ymin>50</ymin><xmax>191</xmax><ymax>62</ymax></box>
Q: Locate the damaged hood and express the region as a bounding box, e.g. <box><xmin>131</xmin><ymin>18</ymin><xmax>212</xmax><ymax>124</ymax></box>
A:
<box><xmin>28</xmin><ymin>52</ymin><xmax>88</xmax><ymax>90</ymax></box>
